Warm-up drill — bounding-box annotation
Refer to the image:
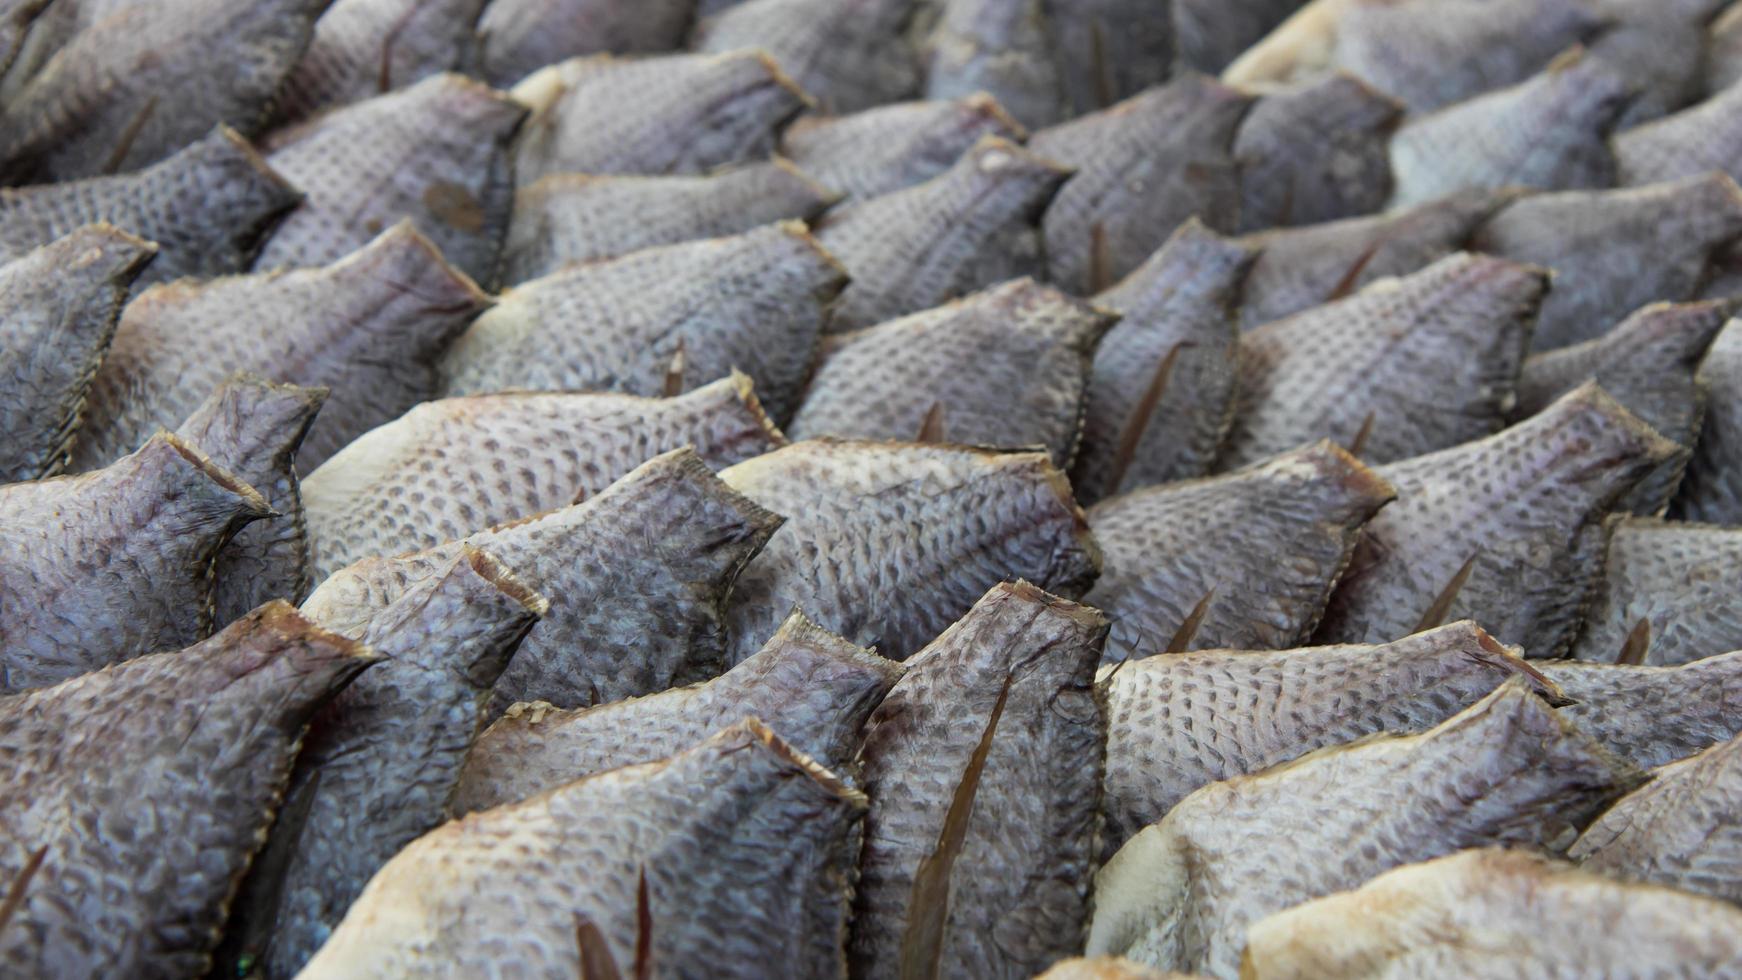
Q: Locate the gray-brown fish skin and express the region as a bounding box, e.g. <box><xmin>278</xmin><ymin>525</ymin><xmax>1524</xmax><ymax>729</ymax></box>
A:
<box><xmin>815</xmin><ymin>135</ymin><xmax>1067</xmax><ymax>332</ymax></box>
<box><xmin>510</xmin><ymin>51</ymin><xmax>809</xmax><ymax>183</ymax></box>
<box><xmin>451</xmin><ymin>608</ymin><xmax>902</xmax><ymax>814</ymax></box>
<box><xmin>1676</xmin><ymin>320</ymin><xmax>1742</xmax><ymax>524</ymax></box>
<box><xmin>1235</xmin><ymin>188</ymin><xmax>1516</xmax><ymax>331</ymax></box>
<box><xmin>0</xmin><ymin>601</ymin><xmax>374</xmax><ymax>980</ymax></box>
<box><xmin>850</xmin><ymin>581</ymin><xmax>1108</xmax><ymax>980</ymax></box>
<box><xmin>1589</xmin><ymin>0</ymin><xmax>1730</xmax><ymax>129</ymax></box>
<box><xmin>175</xmin><ymin>375</ymin><xmax>327</xmax><ymax>628</ymax></box>
<box><xmin>1086</xmin><ymin>680</ymin><xmax>1645</xmax><ymax>978</ymax></box>
<box><xmin>1709</xmin><ymin>2</ymin><xmax>1742</xmax><ymax>98</ymax></box>
<box><xmin>1072</xmin><ymin>219</ymin><xmax>1255</xmax><ymax>503</ymax></box>
<box><xmin>0</xmin><ymin>0</ymin><xmax>48</xmax><ymax>78</ymax></box>
<box><xmin>276</xmin><ymin>0</ymin><xmax>491</xmax><ymax>121</ymax></box>
<box><xmin>1173</xmin><ymin>0</ymin><xmax>1306</xmax><ymax>75</ymax></box>
<box><xmin>1087</xmin><ymin>441</ymin><xmax>1394</xmax><ymax>661</ymax></box>
<box><xmin>778</xmin><ymin>94</ymin><xmax>1026</xmax><ymax>201</ymax></box>
<box><xmin>1035</xmin><ymin>958</ymin><xmax>1191</xmax><ymax>980</ymax></box>
<box><xmin>1567</xmin><ymin>519</ymin><xmax>1742</xmax><ymax>667</ymax></box>
<box><xmin>0</xmin><ymin>0</ymin><xmax>329</xmax><ymax>182</ymax></box>
<box><xmin>300</xmin><ymin>719</ymin><xmax>865</xmax><ymax>979</ymax></box>
<box><xmin>1616</xmin><ymin>72</ymin><xmax>1742</xmax><ymax>189</ymax></box>
<box><xmin>1232</xmin><ymin>73</ymin><xmax>1401</xmax><ymax>232</ymax></box>
<box><xmin>720</xmin><ymin>439</ymin><xmax>1100</xmax><ymax>663</ymax></box>
<box><xmin>303</xmin><ymin>447</ymin><xmax>783</xmax><ymax>712</ymax></box>
<box><xmin>1226</xmin><ymin>253</ymin><xmax>1545</xmax><ymax>468</ymax></box>
<box><xmin>1469</xmin><ymin>174</ymin><xmax>1742</xmax><ymax>351</ymax></box>
<box><xmin>476</xmin><ymin>0</ymin><xmax>692</xmax><ymax>89</ymax></box>
<box><xmin>922</xmin><ymin>0</ymin><xmax>1062</xmax><ymax>128</ymax></box>
<box><xmin>0</xmin><ymin>432</ymin><xmax>271</xmax><ymax>693</ymax></box>
<box><xmin>1315</xmin><ymin>384</ymin><xmax>1681</xmax><ymax>656</ymax></box>
<box><xmin>303</xmin><ymin>375</ymin><xmax>785</xmax><ymax>580</ymax></box>
<box><xmin>1031</xmin><ymin>75</ymin><xmax>1253</xmax><ymax>296</ymax></box>
<box><xmin>254</xmin><ymin>72</ymin><xmax>524</xmax><ymax>287</ymax></box>
<box><xmin>1540</xmin><ymin>653</ymin><xmax>1742</xmax><ymax>769</ymax></box>
<box><xmin>0</xmin><ymin>127</ymin><xmax>301</xmax><ymax>286</ymax></box>
<box><xmin>1044</xmin><ymin>0</ymin><xmax>1173</xmax><ymax>117</ymax></box>
<box><xmin>789</xmin><ymin>278</ymin><xmax>1114</xmax><ymax>466</ymax></box>
<box><xmin>1101</xmin><ymin>622</ymin><xmax>1561</xmax><ymax>856</ymax></box>
<box><xmin>246</xmin><ymin>549</ymin><xmax>545</xmax><ymax>978</ymax></box>
<box><xmin>0</xmin><ymin>225</ymin><xmax>154</xmax><ymax>484</ymax></box>
<box><xmin>693</xmin><ymin>0</ymin><xmax>918</xmax><ymax>115</ymax></box>
<box><xmin>1240</xmin><ymin>848</ymin><xmax>1742</xmax><ymax>980</ymax></box>
<box><xmin>1387</xmin><ymin>48</ymin><xmax>1629</xmax><ymax>209</ymax></box>
<box><xmin>442</xmin><ymin>225</ymin><xmax>846</xmax><ymax>423</ymax></box>
<box><xmin>74</xmin><ymin>222</ymin><xmax>490</xmax><ymax>476</ymax></box>
<box><xmin>500</xmin><ymin>161</ymin><xmax>838</xmax><ymax>285</ymax></box>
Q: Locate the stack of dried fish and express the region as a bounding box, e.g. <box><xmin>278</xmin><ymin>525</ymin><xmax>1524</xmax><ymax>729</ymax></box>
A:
<box><xmin>4</xmin><ymin>0</ymin><xmax>1742</xmax><ymax>978</ymax></box>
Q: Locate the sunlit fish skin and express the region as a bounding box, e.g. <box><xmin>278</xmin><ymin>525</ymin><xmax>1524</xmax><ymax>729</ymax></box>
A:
<box><xmin>499</xmin><ymin>162</ymin><xmax>838</xmax><ymax>285</ymax></box>
<box><xmin>719</xmin><ymin>439</ymin><xmax>1100</xmax><ymax>663</ymax></box>
<box><xmin>778</xmin><ymin>94</ymin><xmax>1025</xmax><ymax>201</ymax></box>
<box><xmin>451</xmin><ymin>609</ymin><xmax>901</xmax><ymax>814</ymax></box>
<box><xmin>1676</xmin><ymin>319</ymin><xmax>1742</xmax><ymax>524</ymax></box>
<box><xmin>1100</xmin><ymin>621</ymin><xmax>1561</xmax><ymax>855</ymax></box>
<box><xmin>253</xmin><ymin>73</ymin><xmax>525</xmax><ymax>287</ymax></box>
<box><xmin>1086</xmin><ymin>441</ymin><xmax>1394</xmax><ymax>661</ymax></box>
<box><xmin>0</xmin><ymin>225</ymin><xmax>155</xmax><ymax>484</ymax></box>
<box><xmin>1224</xmin><ymin>253</ymin><xmax>1545</xmax><ymax>469</ymax></box>
<box><xmin>849</xmin><ymin>582</ymin><xmax>1108</xmax><ymax>980</ymax></box>
<box><xmin>1539</xmin><ymin>653</ymin><xmax>1742</xmax><ymax>769</ymax></box>
<box><xmin>276</xmin><ymin>0</ymin><xmax>491</xmax><ymax>121</ymax></box>
<box><xmin>921</xmin><ymin>0</ymin><xmax>1063</xmax><ymax>128</ymax></box>
<box><xmin>303</xmin><ymin>375</ymin><xmax>785</xmax><ymax>580</ymax></box>
<box><xmin>1314</xmin><ymin>384</ymin><xmax>1681</xmax><ymax>657</ymax></box>
<box><xmin>0</xmin><ymin>602</ymin><xmax>375</xmax><ymax>980</ymax></box>
<box><xmin>1231</xmin><ymin>73</ymin><xmax>1401</xmax><ymax>232</ymax></box>
<box><xmin>74</xmin><ymin>223</ymin><xmax>490</xmax><ymax>476</ymax></box>
<box><xmin>476</xmin><ymin>0</ymin><xmax>693</xmax><ymax>89</ymax></box>
<box><xmin>691</xmin><ymin>0</ymin><xmax>919</xmax><ymax>115</ymax></box>
<box><xmin>0</xmin><ymin>127</ymin><xmax>301</xmax><ymax>285</ymax></box>
<box><xmin>788</xmin><ymin>278</ymin><xmax>1114</xmax><ymax>466</ymax></box>
<box><xmin>442</xmin><ymin>225</ymin><xmax>845</xmax><ymax>423</ymax></box>
<box><xmin>1086</xmin><ymin>681</ymin><xmax>1645</xmax><ymax>978</ymax></box>
<box><xmin>1566</xmin><ymin>519</ymin><xmax>1742</xmax><ymax>667</ymax></box>
<box><xmin>815</xmin><ymin>135</ymin><xmax>1068</xmax><ymax>333</ymax></box>
<box><xmin>1240</xmin><ymin>849</ymin><xmax>1742</xmax><ymax>979</ymax></box>
<box><xmin>0</xmin><ymin>431</ymin><xmax>271</xmax><ymax>693</ymax></box>
<box><xmin>297</xmin><ymin>720</ymin><xmax>866</xmax><ymax>980</ymax></box>
<box><xmin>303</xmin><ymin>448</ymin><xmax>783</xmax><ymax>713</ymax></box>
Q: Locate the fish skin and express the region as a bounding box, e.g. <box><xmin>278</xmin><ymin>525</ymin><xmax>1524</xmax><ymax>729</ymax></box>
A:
<box><xmin>500</xmin><ymin>161</ymin><xmax>838</xmax><ymax>285</ymax></box>
<box><xmin>1469</xmin><ymin>174</ymin><xmax>1742</xmax><ymax>351</ymax></box>
<box><xmin>276</xmin><ymin>0</ymin><xmax>491</xmax><ymax>121</ymax></box>
<box><xmin>815</xmin><ymin>135</ymin><xmax>1067</xmax><ymax>332</ymax></box>
<box><xmin>1514</xmin><ymin>300</ymin><xmax>1731</xmax><ymax>514</ymax></box>
<box><xmin>242</xmin><ymin>548</ymin><xmax>545</xmax><ymax>978</ymax></box>
<box><xmin>0</xmin><ymin>432</ymin><xmax>271</xmax><ymax>693</ymax></box>
<box><xmin>1035</xmin><ymin>958</ymin><xmax>1193</xmax><ymax>980</ymax></box>
<box><xmin>1676</xmin><ymin>320</ymin><xmax>1742</xmax><ymax>523</ymax></box>
<box><xmin>1086</xmin><ymin>680</ymin><xmax>1646</xmax><ymax>978</ymax></box>
<box><xmin>1235</xmin><ymin>188</ymin><xmax>1516</xmax><ymax>331</ymax></box>
<box><xmin>1539</xmin><ymin>653</ymin><xmax>1742</xmax><ymax>768</ymax></box>
<box><xmin>1315</xmin><ymin>384</ymin><xmax>1682</xmax><ymax>655</ymax></box>
<box><xmin>788</xmin><ymin>278</ymin><xmax>1114</xmax><ymax>466</ymax></box>
<box><xmin>1567</xmin><ymin>519</ymin><xmax>1742</xmax><ymax>667</ymax></box>
<box><xmin>303</xmin><ymin>447</ymin><xmax>783</xmax><ymax>712</ymax></box>
<box><xmin>778</xmin><ymin>94</ymin><xmax>1026</xmax><ymax>201</ymax></box>
<box><xmin>1045</xmin><ymin>0</ymin><xmax>1172</xmax><ymax>117</ymax></box>
<box><xmin>74</xmin><ymin>223</ymin><xmax>490</xmax><ymax>476</ymax></box>
<box><xmin>0</xmin><ymin>225</ymin><xmax>154</xmax><ymax>484</ymax></box>
<box><xmin>1226</xmin><ymin>253</ymin><xmax>1546</xmax><ymax>468</ymax></box>
<box><xmin>1231</xmin><ymin>73</ymin><xmax>1401</xmax><ymax>232</ymax></box>
<box><xmin>692</xmin><ymin>0</ymin><xmax>919</xmax><ymax>115</ymax></box>
<box><xmin>451</xmin><ymin>608</ymin><xmax>902</xmax><ymax>814</ymax></box>
<box><xmin>1240</xmin><ymin>848</ymin><xmax>1742</xmax><ymax>980</ymax></box>
<box><xmin>303</xmin><ymin>375</ymin><xmax>785</xmax><ymax>580</ymax></box>
<box><xmin>1100</xmin><ymin>621</ymin><xmax>1561</xmax><ymax>856</ymax></box>
<box><xmin>1709</xmin><ymin>2</ymin><xmax>1742</xmax><ymax>98</ymax></box>
<box><xmin>1386</xmin><ymin>48</ymin><xmax>1630</xmax><ymax>209</ymax></box>
<box><xmin>1173</xmin><ymin>0</ymin><xmax>1307</xmax><ymax>75</ymax></box>
<box><xmin>174</xmin><ymin>375</ymin><xmax>328</xmax><ymax>628</ymax></box>
<box><xmin>0</xmin><ymin>126</ymin><xmax>301</xmax><ymax>286</ymax></box>
<box><xmin>922</xmin><ymin>0</ymin><xmax>1062</xmax><ymax>128</ymax></box>
<box><xmin>0</xmin><ymin>0</ymin><xmax>48</xmax><ymax>78</ymax></box>
<box><xmin>1617</xmin><ymin>72</ymin><xmax>1742</xmax><ymax>189</ymax></box>
<box><xmin>0</xmin><ymin>0</ymin><xmax>331</xmax><ymax>182</ymax></box>
<box><xmin>301</xmin><ymin>719</ymin><xmax>865</xmax><ymax>979</ymax></box>
<box><xmin>1086</xmin><ymin>441</ymin><xmax>1394</xmax><ymax>661</ymax></box>
<box><xmin>719</xmin><ymin>439</ymin><xmax>1100</xmax><ymax>663</ymax></box>
<box><xmin>1031</xmin><ymin>75</ymin><xmax>1253</xmax><ymax>296</ymax></box>
<box><xmin>442</xmin><ymin>225</ymin><xmax>846</xmax><ymax>423</ymax></box>
<box><xmin>850</xmin><ymin>581</ymin><xmax>1108</xmax><ymax>980</ymax></box>
<box><xmin>0</xmin><ymin>601</ymin><xmax>375</xmax><ymax>980</ymax></box>
<box><xmin>254</xmin><ymin>72</ymin><xmax>524</xmax><ymax>287</ymax></box>
<box><xmin>510</xmin><ymin>51</ymin><xmax>809</xmax><ymax>183</ymax></box>
<box><xmin>476</xmin><ymin>0</ymin><xmax>692</xmax><ymax>89</ymax></box>
<box><xmin>1588</xmin><ymin>0</ymin><xmax>1731</xmax><ymax>129</ymax></box>
<box><xmin>1072</xmin><ymin>219</ymin><xmax>1256</xmax><ymax>503</ymax></box>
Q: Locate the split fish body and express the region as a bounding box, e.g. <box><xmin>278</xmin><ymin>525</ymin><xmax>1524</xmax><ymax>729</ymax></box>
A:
<box><xmin>778</xmin><ymin>94</ymin><xmax>1025</xmax><ymax>201</ymax></box>
<box><xmin>477</xmin><ymin>0</ymin><xmax>693</xmax><ymax>88</ymax></box>
<box><xmin>1231</xmin><ymin>72</ymin><xmax>1401</xmax><ymax>232</ymax></box>
<box><xmin>692</xmin><ymin>0</ymin><xmax>919</xmax><ymax>114</ymax></box>
<box><xmin>1676</xmin><ymin>319</ymin><xmax>1742</xmax><ymax>523</ymax></box>
<box><xmin>1540</xmin><ymin>653</ymin><xmax>1742</xmax><ymax>768</ymax></box>
<box><xmin>1569</xmin><ymin>518</ymin><xmax>1742</xmax><ymax>667</ymax></box>
<box><xmin>278</xmin><ymin>0</ymin><xmax>492</xmax><ymax>120</ymax></box>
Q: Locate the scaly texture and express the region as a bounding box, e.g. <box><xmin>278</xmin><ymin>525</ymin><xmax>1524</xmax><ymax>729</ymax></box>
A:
<box><xmin>1231</xmin><ymin>73</ymin><xmax>1400</xmax><ymax>232</ymax></box>
<box><xmin>1616</xmin><ymin>67</ymin><xmax>1742</xmax><ymax>188</ymax></box>
<box><xmin>1540</xmin><ymin>653</ymin><xmax>1742</xmax><ymax>768</ymax></box>
<box><xmin>277</xmin><ymin>0</ymin><xmax>491</xmax><ymax>120</ymax></box>
<box><xmin>1173</xmin><ymin>0</ymin><xmax>1307</xmax><ymax>74</ymax></box>
<box><xmin>1568</xmin><ymin>519</ymin><xmax>1742</xmax><ymax>667</ymax></box>
<box><xmin>692</xmin><ymin>0</ymin><xmax>918</xmax><ymax>114</ymax></box>
<box><xmin>922</xmin><ymin>0</ymin><xmax>1063</xmax><ymax>127</ymax></box>
<box><xmin>1045</xmin><ymin>0</ymin><xmax>1173</xmax><ymax>117</ymax></box>
<box><xmin>1676</xmin><ymin>320</ymin><xmax>1742</xmax><ymax>523</ymax></box>
<box><xmin>477</xmin><ymin>0</ymin><xmax>693</xmax><ymax>87</ymax></box>
<box><xmin>778</xmin><ymin>94</ymin><xmax>1025</xmax><ymax>201</ymax></box>
<box><xmin>1589</xmin><ymin>0</ymin><xmax>1729</xmax><ymax>128</ymax></box>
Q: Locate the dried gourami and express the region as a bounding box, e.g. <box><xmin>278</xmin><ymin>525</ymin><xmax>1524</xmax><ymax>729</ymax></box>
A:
<box><xmin>476</xmin><ymin>0</ymin><xmax>693</xmax><ymax>88</ymax></box>
<box><xmin>277</xmin><ymin>0</ymin><xmax>492</xmax><ymax>120</ymax></box>
<box><xmin>1676</xmin><ymin>319</ymin><xmax>1742</xmax><ymax>523</ymax></box>
<box><xmin>778</xmin><ymin>94</ymin><xmax>1025</xmax><ymax>201</ymax></box>
<box><xmin>922</xmin><ymin>0</ymin><xmax>1064</xmax><ymax>127</ymax></box>
<box><xmin>1231</xmin><ymin>72</ymin><xmax>1401</xmax><ymax>231</ymax></box>
<box><xmin>692</xmin><ymin>0</ymin><xmax>918</xmax><ymax>114</ymax></box>
<box><xmin>1568</xmin><ymin>518</ymin><xmax>1742</xmax><ymax>667</ymax></box>
<box><xmin>1539</xmin><ymin>652</ymin><xmax>1742</xmax><ymax>768</ymax></box>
